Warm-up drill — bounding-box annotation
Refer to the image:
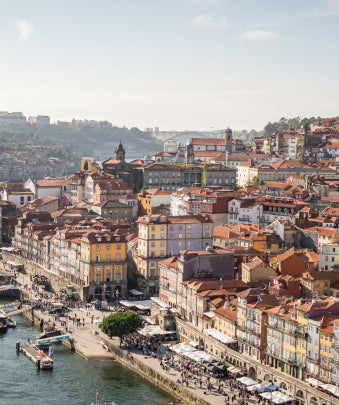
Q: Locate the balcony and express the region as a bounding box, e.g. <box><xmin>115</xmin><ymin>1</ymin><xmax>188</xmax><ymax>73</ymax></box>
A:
<box><xmin>320</xmin><ymin>362</ymin><xmax>332</xmax><ymax>371</ymax></box>
<box><xmin>252</xmin><ymin>329</ymin><xmax>261</xmax><ymax>337</ymax></box>
<box><xmin>307</xmin><ymin>355</ymin><xmax>319</xmax><ymax>363</ymax></box>
<box><xmin>251</xmin><ymin>340</ymin><xmax>261</xmax><ymax>349</ymax></box>
<box><xmin>245</xmin><ymin>312</ymin><xmax>253</xmax><ymax>320</ymax></box>
<box><xmin>331</xmin><ymin>357</ymin><xmax>339</xmax><ymax>366</ymax></box>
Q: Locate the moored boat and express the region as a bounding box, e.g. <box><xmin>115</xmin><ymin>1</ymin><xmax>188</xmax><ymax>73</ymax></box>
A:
<box><xmin>0</xmin><ymin>314</ymin><xmax>8</xmax><ymax>334</ymax></box>
<box><xmin>6</xmin><ymin>316</ymin><xmax>16</xmax><ymax>328</ymax></box>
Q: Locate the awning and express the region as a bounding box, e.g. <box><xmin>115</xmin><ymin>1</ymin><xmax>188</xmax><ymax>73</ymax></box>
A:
<box><xmin>306</xmin><ymin>378</ymin><xmax>323</xmax><ymax>387</ymax></box>
<box><xmin>260</xmin><ymin>391</ymin><xmax>294</xmax><ymax>404</ymax></box>
<box><xmin>227</xmin><ymin>366</ymin><xmax>242</xmax><ymax>374</ymax></box>
<box><xmin>204</xmin><ymin>328</ymin><xmax>236</xmax><ymax>344</ymax></box>
<box><xmin>320</xmin><ymin>384</ymin><xmax>339</xmax><ymax>397</ymax></box>
<box><xmin>150</xmin><ymin>297</ymin><xmax>170</xmax><ymax>309</ymax></box>
<box><xmin>203</xmin><ymin>311</ymin><xmax>215</xmax><ymax>319</ymax></box>
<box><xmin>129</xmin><ymin>289</ymin><xmax>144</xmax><ymax>296</ymax></box>
<box><xmin>139</xmin><ymin>324</ymin><xmax>176</xmax><ymax>336</ymax></box>
<box><xmin>6</xmin><ymin>260</ymin><xmax>23</xmax><ymax>267</ymax></box>
<box><xmin>248</xmin><ymin>383</ymin><xmax>271</xmax><ymax>392</ymax></box>
<box><xmin>237</xmin><ymin>376</ymin><xmax>257</xmax><ymax>386</ymax></box>
<box><xmin>119</xmin><ymin>300</ymin><xmax>153</xmax><ymax>310</ymax></box>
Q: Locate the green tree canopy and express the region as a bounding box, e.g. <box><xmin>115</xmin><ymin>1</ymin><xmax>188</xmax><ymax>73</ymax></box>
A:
<box><xmin>102</xmin><ymin>311</ymin><xmax>143</xmax><ymax>345</ymax></box>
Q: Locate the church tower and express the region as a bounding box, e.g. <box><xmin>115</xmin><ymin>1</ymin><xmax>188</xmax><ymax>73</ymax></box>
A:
<box><xmin>185</xmin><ymin>142</ymin><xmax>194</xmax><ymax>164</ymax></box>
<box><xmin>115</xmin><ymin>142</ymin><xmax>125</xmax><ymax>162</ymax></box>
<box><xmin>225</xmin><ymin>127</ymin><xmax>233</xmax><ymax>153</ymax></box>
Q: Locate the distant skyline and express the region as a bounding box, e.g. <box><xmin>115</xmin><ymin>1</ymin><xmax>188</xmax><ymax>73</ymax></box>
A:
<box><xmin>0</xmin><ymin>0</ymin><xmax>339</xmax><ymax>131</ymax></box>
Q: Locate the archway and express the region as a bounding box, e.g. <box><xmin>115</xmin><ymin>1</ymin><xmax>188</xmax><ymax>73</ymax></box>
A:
<box><xmin>105</xmin><ymin>286</ymin><xmax>112</xmax><ymax>302</ymax></box>
<box><xmin>94</xmin><ymin>287</ymin><xmax>102</xmax><ymax>300</ymax></box>
<box><xmin>263</xmin><ymin>374</ymin><xmax>271</xmax><ymax>382</ymax></box>
<box><xmin>310</xmin><ymin>397</ymin><xmax>318</xmax><ymax>405</ymax></box>
<box><xmin>296</xmin><ymin>389</ymin><xmax>305</xmax><ymax>405</ymax></box>
<box><xmin>280</xmin><ymin>382</ymin><xmax>287</xmax><ymax>390</ymax></box>
<box><xmin>83</xmin><ymin>161</ymin><xmax>89</xmax><ymax>171</ymax></box>
<box><xmin>248</xmin><ymin>367</ymin><xmax>256</xmax><ymax>380</ymax></box>
<box><xmin>114</xmin><ymin>286</ymin><xmax>121</xmax><ymax>301</ymax></box>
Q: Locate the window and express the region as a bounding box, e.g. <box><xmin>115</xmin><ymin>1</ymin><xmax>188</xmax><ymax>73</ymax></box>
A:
<box><xmin>116</xmin><ymin>254</ymin><xmax>121</xmax><ymax>261</ymax></box>
<box><xmin>96</xmin><ymin>267</ymin><xmax>101</xmax><ymax>272</ymax></box>
<box><xmin>96</xmin><ymin>245</ymin><xmax>101</xmax><ymax>251</ymax></box>
<box><xmin>96</xmin><ymin>275</ymin><xmax>101</xmax><ymax>283</ymax></box>
<box><xmin>106</xmin><ymin>254</ymin><xmax>110</xmax><ymax>262</ymax></box>
<box><xmin>96</xmin><ymin>255</ymin><xmax>101</xmax><ymax>262</ymax></box>
<box><xmin>106</xmin><ymin>245</ymin><xmax>111</xmax><ymax>250</ymax></box>
<box><xmin>20</xmin><ymin>196</ymin><xmax>24</xmax><ymax>205</ymax></box>
<box><xmin>116</xmin><ymin>273</ymin><xmax>121</xmax><ymax>283</ymax></box>
<box><xmin>116</xmin><ymin>244</ymin><xmax>120</xmax><ymax>250</ymax></box>
<box><xmin>178</xmin><ymin>233</ymin><xmax>183</xmax><ymax>238</ymax></box>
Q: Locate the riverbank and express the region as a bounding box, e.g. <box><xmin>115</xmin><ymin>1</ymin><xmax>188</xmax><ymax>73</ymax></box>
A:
<box><xmin>25</xmin><ymin>307</ymin><xmax>213</xmax><ymax>405</ymax></box>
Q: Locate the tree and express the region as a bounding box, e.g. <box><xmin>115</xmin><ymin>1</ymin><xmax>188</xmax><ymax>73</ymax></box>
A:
<box><xmin>102</xmin><ymin>311</ymin><xmax>143</xmax><ymax>345</ymax></box>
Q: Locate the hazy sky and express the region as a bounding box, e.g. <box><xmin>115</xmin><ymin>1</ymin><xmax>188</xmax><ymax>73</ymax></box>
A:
<box><xmin>1</xmin><ymin>0</ymin><xmax>339</xmax><ymax>131</ymax></box>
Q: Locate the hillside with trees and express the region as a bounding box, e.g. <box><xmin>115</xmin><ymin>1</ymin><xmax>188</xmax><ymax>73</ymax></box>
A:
<box><xmin>0</xmin><ymin>120</ymin><xmax>162</xmax><ymax>159</ymax></box>
<box><xmin>263</xmin><ymin>116</ymin><xmax>321</xmax><ymax>136</ymax></box>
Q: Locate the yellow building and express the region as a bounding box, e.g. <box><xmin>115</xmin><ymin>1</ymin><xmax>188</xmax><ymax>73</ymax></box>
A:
<box><xmin>137</xmin><ymin>214</ymin><xmax>168</xmax><ymax>295</ymax></box>
<box><xmin>213</xmin><ymin>303</ymin><xmax>237</xmax><ymax>339</ymax></box>
<box><xmin>319</xmin><ymin>323</ymin><xmax>334</xmax><ymax>383</ymax></box>
<box><xmin>252</xmin><ymin>233</ymin><xmax>282</xmax><ymax>254</ymax></box>
<box><xmin>80</xmin><ymin>231</ymin><xmax>127</xmax><ymax>301</ymax></box>
<box><xmin>301</xmin><ymin>271</ymin><xmax>339</xmax><ymax>298</ymax></box>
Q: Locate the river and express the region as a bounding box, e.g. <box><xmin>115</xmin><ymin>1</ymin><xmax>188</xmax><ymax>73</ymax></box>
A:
<box><xmin>0</xmin><ymin>306</ymin><xmax>177</xmax><ymax>405</ymax></box>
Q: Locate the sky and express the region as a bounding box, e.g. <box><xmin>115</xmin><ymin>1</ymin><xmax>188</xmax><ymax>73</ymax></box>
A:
<box><xmin>0</xmin><ymin>0</ymin><xmax>339</xmax><ymax>131</ymax></box>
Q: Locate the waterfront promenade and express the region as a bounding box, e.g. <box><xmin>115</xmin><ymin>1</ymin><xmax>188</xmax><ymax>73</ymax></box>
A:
<box><xmin>2</xmin><ymin>262</ymin><xmax>339</xmax><ymax>405</ymax></box>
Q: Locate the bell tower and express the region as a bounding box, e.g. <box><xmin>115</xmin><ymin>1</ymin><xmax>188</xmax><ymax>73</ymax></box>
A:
<box><xmin>225</xmin><ymin>127</ymin><xmax>233</xmax><ymax>153</ymax></box>
<box><xmin>115</xmin><ymin>142</ymin><xmax>125</xmax><ymax>162</ymax></box>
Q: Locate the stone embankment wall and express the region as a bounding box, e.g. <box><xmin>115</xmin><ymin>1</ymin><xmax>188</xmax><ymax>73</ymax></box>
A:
<box><xmin>98</xmin><ymin>339</ymin><xmax>210</xmax><ymax>405</ymax></box>
<box><xmin>2</xmin><ymin>252</ymin><xmax>69</xmax><ymax>294</ymax></box>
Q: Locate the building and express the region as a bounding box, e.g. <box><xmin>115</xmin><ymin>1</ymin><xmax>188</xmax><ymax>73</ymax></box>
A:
<box><xmin>268</xmin><ymin>275</ymin><xmax>301</xmax><ymax>299</ymax></box>
<box><xmin>241</xmin><ymin>256</ymin><xmax>276</xmax><ymax>284</ymax></box>
<box><xmin>23</xmin><ymin>196</ymin><xmax>59</xmax><ymax>213</ymax></box>
<box><xmin>24</xmin><ymin>177</ymin><xmax>71</xmax><ymax>204</ymax></box>
<box><xmin>138</xmin><ymin>189</ymin><xmax>172</xmax><ymax>216</ymax></box>
<box><xmin>141</xmin><ymin>162</ymin><xmax>236</xmax><ymax>193</ymax></box>
<box><xmin>136</xmin><ymin>214</ymin><xmax>213</xmax><ymax>295</ymax></box>
<box><xmin>80</xmin><ymin>231</ymin><xmax>127</xmax><ymax>301</ymax></box>
<box><xmin>319</xmin><ymin>243</ymin><xmax>339</xmax><ymax>271</ymax></box>
<box><xmin>271</xmin><ymin>248</ymin><xmax>307</xmax><ymax>277</ymax></box>
<box><xmin>91</xmin><ymin>200</ymin><xmax>134</xmax><ymax>222</ymax></box>
<box><xmin>92</xmin><ymin>179</ymin><xmax>132</xmax><ymax>205</ymax></box>
<box><xmin>228</xmin><ymin>197</ymin><xmax>262</xmax><ymax>225</ymax></box>
<box><xmin>301</xmin><ymin>272</ymin><xmax>339</xmax><ymax>297</ymax></box>
<box><xmin>28</xmin><ymin>115</ymin><xmax>50</xmax><ymax>125</ymax></box>
<box><xmin>159</xmin><ymin>249</ymin><xmax>235</xmax><ymax>309</ymax></box>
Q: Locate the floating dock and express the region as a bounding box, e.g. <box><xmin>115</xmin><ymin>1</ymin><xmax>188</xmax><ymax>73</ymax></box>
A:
<box><xmin>19</xmin><ymin>341</ymin><xmax>53</xmax><ymax>370</ymax></box>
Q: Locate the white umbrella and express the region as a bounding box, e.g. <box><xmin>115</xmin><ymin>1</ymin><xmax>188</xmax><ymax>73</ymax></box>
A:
<box><xmin>248</xmin><ymin>382</ymin><xmax>270</xmax><ymax>392</ymax></box>
<box><xmin>321</xmin><ymin>384</ymin><xmax>339</xmax><ymax>397</ymax></box>
<box><xmin>260</xmin><ymin>391</ymin><xmax>294</xmax><ymax>404</ymax></box>
<box><xmin>237</xmin><ymin>376</ymin><xmax>257</xmax><ymax>386</ymax></box>
<box><xmin>305</xmin><ymin>378</ymin><xmax>323</xmax><ymax>387</ymax></box>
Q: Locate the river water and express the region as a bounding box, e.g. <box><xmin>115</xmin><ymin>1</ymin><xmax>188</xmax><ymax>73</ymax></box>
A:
<box><xmin>0</xmin><ymin>307</ymin><xmax>177</xmax><ymax>405</ymax></box>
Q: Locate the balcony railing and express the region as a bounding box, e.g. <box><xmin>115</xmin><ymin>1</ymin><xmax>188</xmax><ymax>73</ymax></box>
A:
<box><xmin>252</xmin><ymin>329</ymin><xmax>261</xmax><ymax>337</ymax></box>
<box><xmin>306</xmin><ymin>355</ymin><xmax>319</xmax><ymax>363</ymax></box>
